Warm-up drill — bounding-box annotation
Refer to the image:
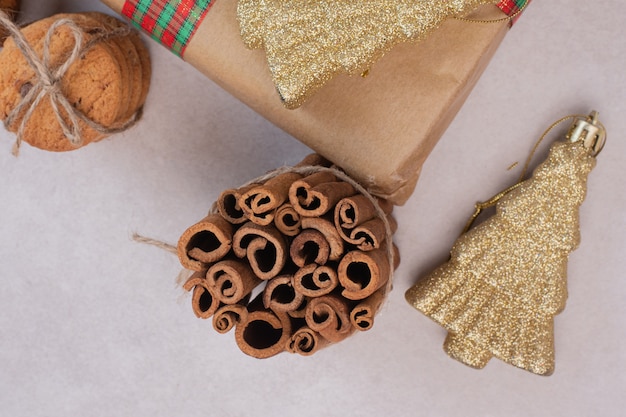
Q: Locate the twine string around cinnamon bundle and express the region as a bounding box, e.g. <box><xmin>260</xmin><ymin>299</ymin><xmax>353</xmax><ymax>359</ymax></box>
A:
<box><xmin>134</xmin><ymin>158</ymin><xmax>398</xmax><ymax>357</ymax></box>
<box><xmin>135</xmin><ymin>163</ymin><xmax>397</xmax><ymax>297</ymax></box>
<box><xmin>0</xmin><ymin>11</ymin><xmax>140</xmax><ymax>156</ymax></box>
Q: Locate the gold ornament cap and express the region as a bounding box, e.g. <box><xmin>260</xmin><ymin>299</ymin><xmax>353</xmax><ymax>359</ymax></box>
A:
<box><xmin>567</xmin><ymin>111</ymin><xmax>606</xmax><ymax>155</ymax></box>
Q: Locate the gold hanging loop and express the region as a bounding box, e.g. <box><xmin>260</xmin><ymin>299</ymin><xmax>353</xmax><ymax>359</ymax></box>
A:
<box><xmin>462</xmin><ymin>111</ymin><xmax>604</xmax><ymax>235</ymax></box>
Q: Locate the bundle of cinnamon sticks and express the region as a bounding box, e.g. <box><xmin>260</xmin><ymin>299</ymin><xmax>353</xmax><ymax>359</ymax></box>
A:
<box><xmin>178</xmin><ymin>155</ymin><xmax>399</xmax><ymax>358</ymax></box>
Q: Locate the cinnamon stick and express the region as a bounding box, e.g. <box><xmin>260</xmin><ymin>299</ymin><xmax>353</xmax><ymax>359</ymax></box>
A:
<box><xmin>216</xmin><ymin>184</ymin><xmax>258</xmax><ymax>224</ymax></box>
<box><xmin>213</xmin><ymin>303</ymin><xmax>248</xmax><ymax>334</ymax></box>
<box><xmin>343</xmin><ymin>218</ymin><xmax>387</xmax><ymax>250</ymax></box>
<box><xmin>183</xmin><ymin>272</ymin><xmax>221</xmax><ymax>319</ymax></box>
<box><xmin>300</xmin><ymin>217</ymin><xmax>344</xmax><ymax>261</ymax></box>
<box><xmin>334</xmin><ymin>195</ymin><xmax>393</xmax><ymax>230</ymax></box>
<box><xmin>232</xmin><ymin>222</ymin><xmax>288</xmax><ymax>280</ymax></box>
<box><xmin>292</xmin><ymin>264</ymin><xmax>339</xmax><ymax>297</ymax></box>
<box><xmin>206</xmin><ymin>259</ymin><xmax>261</xmax><ymax>304</ymax></box>
<box><xmin>235</xmin><ymin>309</ymin><xmax>292</xmax><ymax>358</ymax></box>
<box><xmin>274</xmin><ymin>203</ymin><xmax>301</xmax><ymax>236</ymax></box>
<box><xmin>262</xmin><ymin>274</ymin><xmax>304</xmax><ymax>313</ymax></box>
<box><xmin>305</xmin><ymin>294</ymin><xmax>355</xmax><ymax>343</ymax></box>
<box><xmin>286</xmin><ymin>326</ymin><xmax>329</xmax><ymax>356</ymax></box>
<box><xmin>240</xmin><ymin>172</ymin><xmax>302</xmax><ymax>225</ymax></box>
<box><xmin>334</xmin><ymin>195</ymin><xmax>397</xmax><ymax>250</ymax></box>
<box><xmin>339</xmin><ymin>215</ymin><xmax>398</xmax><ymax>251</ymax></box>
<box><xmin>337</xmin><ymin>248</ymin><xmax>391</xmax><ymax>300</ymax></box>
<box><xmin>289</xmin><ymin>171</ymin><xmax>355</xmax><ymax>217</ymax></box>
<box><xmin>349</xmin><ymin>289</ymin><xmax>386</xmax><ymax>331</ymax></box>
<box><xmin>289</xmin><ymin>229</ymin><xmax>330</xmax><ymax>267</ymax></box>
<box><xmin>182</xmin><ymin>271</ymin><xmax>205</xmax><ymax>292</ymax></box>
<box><xmin>287</xmin><ymin>298</ymin><xmax>308</xmax><ymax>319</ymax></box>
<box><xmin>177</xmin><ymin>214</ymin><xmax>233</xmax><ymax>271</ymax></box>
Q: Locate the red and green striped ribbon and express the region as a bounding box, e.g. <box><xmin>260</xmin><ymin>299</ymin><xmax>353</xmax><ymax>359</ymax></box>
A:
<box><xmin>497</xmin><ymin>0</ymin><xmax>530</xmax><ymax>24</ymax></box>
<box><xmin>122</xmin><ymin>0</ymin><xmax>214</xmax><ymax>57</ymax></box>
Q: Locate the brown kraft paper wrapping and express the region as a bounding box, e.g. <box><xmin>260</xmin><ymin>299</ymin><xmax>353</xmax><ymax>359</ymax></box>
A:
<box><xmin>101</xmin><ymin>0</ymin><xmax>510</xmax><ymax>204</ymax></box>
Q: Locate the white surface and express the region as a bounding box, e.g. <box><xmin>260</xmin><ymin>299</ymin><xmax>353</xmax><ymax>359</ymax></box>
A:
<box><xmin>1</xmin><ymin>1</ymin><xmax>625</xmax><ymax>416</ymax></box>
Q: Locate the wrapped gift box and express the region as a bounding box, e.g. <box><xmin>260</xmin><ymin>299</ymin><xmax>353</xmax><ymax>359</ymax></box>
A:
<box><xmin>102</xmin><ymin>0</ymin><xmax>526</xmax><ymax>204</ymax></box>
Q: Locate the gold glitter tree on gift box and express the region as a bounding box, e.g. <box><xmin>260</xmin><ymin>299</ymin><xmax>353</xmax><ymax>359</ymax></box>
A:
<box><xmin>405</xmin><ymin>113</ymin><xmax>604</xmax><ymax>375</ymax></box>
<box><xmin>237</xmin><ymin>0</ymin><xmax>496</xmax><ymax>108</ymax></box>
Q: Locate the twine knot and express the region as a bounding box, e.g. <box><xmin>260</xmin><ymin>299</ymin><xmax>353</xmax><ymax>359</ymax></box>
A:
<box><xmin>39</xmin><ymin>72</ymin><xmax>58</xmax><ymax>90</ymax></box>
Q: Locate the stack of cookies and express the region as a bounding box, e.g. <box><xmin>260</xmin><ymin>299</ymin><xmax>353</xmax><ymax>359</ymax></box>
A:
<box><xmin>0</xmin><ymin>0</ymin><xmax>20</xmax><ymax>43</ymax></box>
<box><xmin>0</xmin><ymin>12</ymin><xmax>151</xmax><ymax>152</ymax></box>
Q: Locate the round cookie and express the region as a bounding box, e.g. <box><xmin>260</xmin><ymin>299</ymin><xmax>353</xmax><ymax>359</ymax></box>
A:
<box><xmin>88</xmin><ymin>12</ymin><xmax>152</xmax><ymax>118</ymax></box>
<box><xmin>4</xmin><ymin>16</ymin><xmax>125</xmax><ymax>150</ymax></box>
<box><xmin>0</xmin><ymin>0</ymin><xmax>19</xmax><ymax>10</ymax></box>
<box><xmin>0</xmin><ymin>14</ymin><xmax>127</xmax><ymax>151</ymax></box>
<box><xmin>0</xmin><ymin>0</ymin><xmax>20</xmax><ymax>44</ymax></box>
<box><xmin>84</xmin><ymin>12</ymin><xmax>145</xmax><ymax>121</ymax></box>
<box><xmin>128</xmin><ymin>29</ymin><xmax>152</xmax><ymax>114</ymax></box>
<box><xmin>58</xmin><ymin>13</ymin><xmax>133</xmax><ymax>126</ymax></box>
<box><xmin>86</xmin><ymin>12</ymin><xmax>151</xmax><ymax>118</ymax></box>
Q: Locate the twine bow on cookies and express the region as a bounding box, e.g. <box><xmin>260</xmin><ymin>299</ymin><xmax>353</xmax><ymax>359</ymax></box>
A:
<box><xmin>0</xmin><ymin>11</ymin><xmax>139</xmax><ymax>156</ymax></box>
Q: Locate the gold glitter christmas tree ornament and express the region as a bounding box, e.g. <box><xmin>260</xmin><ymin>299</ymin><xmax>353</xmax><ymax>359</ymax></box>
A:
<box><xmin>237</xmin><ymin>0</ymin><xmax>497</xmax><ymax>108</ymax></box>
<box><xmin>405</xmin><ymin>111</ymin><xmax>606</xmax><ymax>375</ymax></box>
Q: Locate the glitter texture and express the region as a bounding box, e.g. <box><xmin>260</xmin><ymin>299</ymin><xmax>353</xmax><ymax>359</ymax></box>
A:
<box><xmin>237</xmin><ymin>0</ymin><xmax>495</xmax><ymax>108</ymax></box>
<box><xmin>405</xmin><ymin>140</ymin><xmax>596</xmax><ymax>375</ymax></box>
